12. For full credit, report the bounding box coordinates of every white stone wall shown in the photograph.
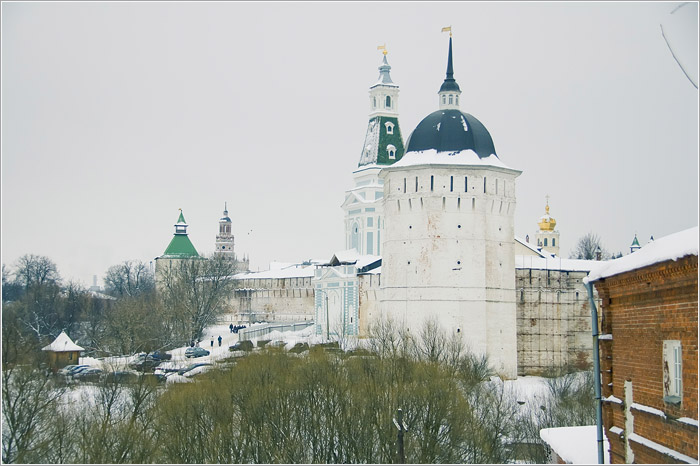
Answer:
[229,276,315,323]
[379,164,520,378]
[516,268,596,375]
[358,273,381,337]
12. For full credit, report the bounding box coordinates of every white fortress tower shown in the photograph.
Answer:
[379,34,521,378]
[342,46,405,255]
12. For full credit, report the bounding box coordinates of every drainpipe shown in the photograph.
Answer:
[585,281,604,464]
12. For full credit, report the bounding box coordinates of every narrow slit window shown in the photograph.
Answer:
[465,177,468,192]
[457,198,461,209]
[484,177,487,193]
[403,178,406,193]
[450,176,453,192]
[415,177,418,192]
[431,175,434,192]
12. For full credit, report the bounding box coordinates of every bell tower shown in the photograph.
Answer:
[536,196,560,256]
[215,202,235,260]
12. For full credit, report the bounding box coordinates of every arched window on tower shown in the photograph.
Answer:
[442,95,446,105]
[387,144,396,159]
[385,96,391,108]
[456,95,459,106]
[385,121,394,134]
[373,96,377,109]
[449,95,454,105]
[544,238,548,247]
[552,238,556,247]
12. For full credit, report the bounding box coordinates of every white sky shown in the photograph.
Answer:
[2,2,698,287]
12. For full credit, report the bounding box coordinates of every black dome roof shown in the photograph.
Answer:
[405,109,497,158]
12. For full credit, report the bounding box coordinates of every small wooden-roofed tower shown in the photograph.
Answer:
[42,331,84,372]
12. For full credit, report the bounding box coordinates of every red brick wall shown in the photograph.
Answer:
[594,255,698,464]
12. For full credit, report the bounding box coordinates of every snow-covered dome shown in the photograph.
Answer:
[405,109,497,158]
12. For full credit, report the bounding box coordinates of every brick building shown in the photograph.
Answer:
[587,226,698,464]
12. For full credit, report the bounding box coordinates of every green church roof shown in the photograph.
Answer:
[162,234,199,258]
[177,211,187,224]
[631,235,640,247]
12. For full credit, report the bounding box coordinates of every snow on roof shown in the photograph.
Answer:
[42,331,84,352]
[515,255,597,272]
[585,226,698,283]
[514,236,548,258]
[388,149,516,171]
[235,264,316,280]
[540,426,610,464]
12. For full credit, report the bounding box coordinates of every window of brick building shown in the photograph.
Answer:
[663,340,682,404]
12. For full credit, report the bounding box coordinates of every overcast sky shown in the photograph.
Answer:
[2,2,698,287]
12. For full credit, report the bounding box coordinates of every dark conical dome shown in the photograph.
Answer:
[405,109,497,158]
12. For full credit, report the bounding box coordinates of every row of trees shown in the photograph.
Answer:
[2,319,596,464]
[2,253,238,364]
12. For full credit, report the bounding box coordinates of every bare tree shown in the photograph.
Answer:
[2,367,65,463]
[13,254,60,290]
[103,260,154,298]
[569,232,610,260]
[158,254,237,344]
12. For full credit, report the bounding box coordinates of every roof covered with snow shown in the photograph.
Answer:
[235,263,316,280]
[42,331,84,352]
[514,235,549,258]
[387,148,517,172]
[585,226,698,283]
[516,255,597,272]
[540,425,610,464]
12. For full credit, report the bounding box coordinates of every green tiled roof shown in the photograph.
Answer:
[631,235,640,247]
[162,234,199,258]
[177,211,187,224]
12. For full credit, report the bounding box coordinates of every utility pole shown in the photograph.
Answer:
[393,408,408,463]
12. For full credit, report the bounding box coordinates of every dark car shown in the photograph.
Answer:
[104,371,139,384]
[73,367,103,382]
[129,354,161,371]
[177,363,212,376]
[150,350,172,361]
[185,347,210,358]
[228,340,254,352]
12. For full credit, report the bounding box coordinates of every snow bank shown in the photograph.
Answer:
[585,226,698,283]
[540,425,610,464]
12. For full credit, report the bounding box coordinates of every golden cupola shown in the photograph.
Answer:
[537,199,557,231]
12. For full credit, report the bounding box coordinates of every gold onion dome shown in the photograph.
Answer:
[538,201,557,231]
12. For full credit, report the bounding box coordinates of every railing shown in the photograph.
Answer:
[238,321,314,341]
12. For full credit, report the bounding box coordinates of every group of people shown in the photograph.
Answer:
[229,323,246,334]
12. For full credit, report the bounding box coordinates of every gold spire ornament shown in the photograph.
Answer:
[537,195,557,231]
[441,26,452,37]
[377,44,387,56]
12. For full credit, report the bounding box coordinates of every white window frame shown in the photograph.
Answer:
[385,121,394,134]
[663,340,682,404]
[387,144,396,159]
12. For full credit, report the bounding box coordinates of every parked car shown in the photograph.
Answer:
[185,347,210,358]
[129,354,161,371]
[73,367,103,382]
[228,340,254,352]
[103,371,139,384]
[58,364,88,376]
[177,363,212,376]
[150,350,172,361]
[68,365,92,376]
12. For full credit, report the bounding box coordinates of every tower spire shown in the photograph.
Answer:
[438,29,461,109]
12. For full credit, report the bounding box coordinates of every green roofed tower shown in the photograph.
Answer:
[342,46,406,256]
[161,209,199,258]
[358,48,405,167]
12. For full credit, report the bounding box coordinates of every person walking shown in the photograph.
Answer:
[210,337,214,348]
[229,323,234,333]
[218,335,222,347]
